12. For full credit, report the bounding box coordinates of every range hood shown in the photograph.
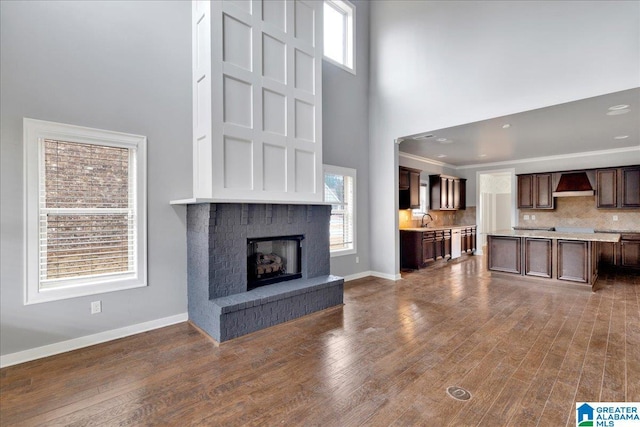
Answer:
[552,172,595,197]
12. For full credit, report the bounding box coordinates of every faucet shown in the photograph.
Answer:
[421,213,434,228]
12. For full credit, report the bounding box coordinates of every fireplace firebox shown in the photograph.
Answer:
[247,235,304,290]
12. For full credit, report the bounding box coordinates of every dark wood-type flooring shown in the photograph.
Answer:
[1,256,639,426]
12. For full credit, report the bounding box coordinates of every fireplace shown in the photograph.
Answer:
[247,235,303,290]
[187,203,344,342]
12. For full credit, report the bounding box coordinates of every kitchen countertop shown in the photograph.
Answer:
[489,229,620,243]
[400,225,476,232]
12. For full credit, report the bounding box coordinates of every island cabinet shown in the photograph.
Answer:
[517,173,554,209]
[487,230,616,291]
[399,166,421,210]
[429,175,466,210]
[596,166,640,209]
[598,233,640,271]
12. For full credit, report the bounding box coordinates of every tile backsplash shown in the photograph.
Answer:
[519,196,640,231]
[399,207,477,228]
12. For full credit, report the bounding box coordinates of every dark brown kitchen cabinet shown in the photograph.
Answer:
[596,166,640,209]
[401,229,452,269]
[621,234,640,269]
[487,235,522,274]
[399,166,421,210]
[461,226,477,253]
[517,173,554,209]
[598,233,640,272]
[524,238,552,278]
[429,175,466,210]
[621,167,640,208]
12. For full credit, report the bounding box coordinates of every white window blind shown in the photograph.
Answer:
[24,118,147,304]
[39,140,136,286]
[324,165,356,255]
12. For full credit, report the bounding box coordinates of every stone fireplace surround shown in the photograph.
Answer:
[187,203,344,342]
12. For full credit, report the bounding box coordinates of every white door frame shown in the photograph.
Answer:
[475,168,516,255]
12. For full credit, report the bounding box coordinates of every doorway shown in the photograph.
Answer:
[476,170,516,254]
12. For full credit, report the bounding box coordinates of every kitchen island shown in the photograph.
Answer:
[487,229,620,291]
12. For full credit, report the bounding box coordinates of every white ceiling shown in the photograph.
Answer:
[398,88,640,167]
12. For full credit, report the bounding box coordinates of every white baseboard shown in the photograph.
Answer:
[0,312,188,368]
[370,271,402,281]
[342,271,373,282]
[342,270,402,282]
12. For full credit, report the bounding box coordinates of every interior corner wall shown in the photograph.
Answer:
[369,0,639,277]
[0,1,192,357]
[322,0,371,278]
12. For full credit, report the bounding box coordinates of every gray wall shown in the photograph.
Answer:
[322,0,371,278]
[369,0,640,277]
[0,1,191,356]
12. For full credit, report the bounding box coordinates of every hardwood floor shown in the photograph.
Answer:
[1,256,638,426]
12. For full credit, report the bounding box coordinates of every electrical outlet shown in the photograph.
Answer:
[531,215,536,220]
[613,215,619,221]
[91,301,102,314]
[355,256,360,264]
[523,215,530,220]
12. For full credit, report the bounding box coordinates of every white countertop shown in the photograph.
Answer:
[400,225,476,232]
[488,229,620,243]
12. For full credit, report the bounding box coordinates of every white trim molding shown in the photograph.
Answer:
[398,151,456,169]
[0,313,188,368]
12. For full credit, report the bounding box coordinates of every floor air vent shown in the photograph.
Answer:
[446,386,472,401]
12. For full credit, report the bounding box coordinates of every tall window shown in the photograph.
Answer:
[324,165,356,256]
[412,183,429,218]
[24,119,147,304]
[323,0,355,73]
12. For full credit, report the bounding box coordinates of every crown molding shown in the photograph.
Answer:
[399,146,640,171]
[398,151,455,169]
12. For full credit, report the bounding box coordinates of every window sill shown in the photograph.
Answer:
[330,248,356,258]
[25,277,147,305]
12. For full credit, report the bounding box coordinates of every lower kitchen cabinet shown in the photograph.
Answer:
[598,233,640,271]
[487,235,522,274]
[557,240,590,283]
[524,238,552,278]
[401,228,469,270]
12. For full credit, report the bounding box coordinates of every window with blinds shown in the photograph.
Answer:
[40,140,135,286]
[24,118,147,304]
[324,165,356,256]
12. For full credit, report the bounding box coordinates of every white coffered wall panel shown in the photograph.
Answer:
[191,0,322,202]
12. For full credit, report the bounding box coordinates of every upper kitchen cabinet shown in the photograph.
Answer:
[596,166,640,209]
[517,173,554,209]
[429,174,466,210]
[399,166,421,209]
[188,0,324,203]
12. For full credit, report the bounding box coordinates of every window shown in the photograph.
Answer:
[324,165,356,256]
[24,118,147,304]
[323,0,355,73]
[412,183,429,218]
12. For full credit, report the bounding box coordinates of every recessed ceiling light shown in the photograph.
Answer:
[437,154,447,158]
[607,109,631,116]
[478,154,487,158]
[436,138,447,142]
[614,135,629,140]
[502,124,511,129]
[439,139,454,144]
[609,104,630,110]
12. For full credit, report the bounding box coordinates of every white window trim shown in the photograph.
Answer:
[23,118,147,304]
[323,0,356,75]
[323,164,356,257]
